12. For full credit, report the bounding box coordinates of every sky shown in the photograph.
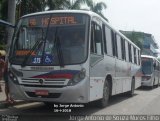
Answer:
[94,0,160,50]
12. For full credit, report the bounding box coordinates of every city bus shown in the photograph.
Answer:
[8,10,141,108]
[141,55,160,88]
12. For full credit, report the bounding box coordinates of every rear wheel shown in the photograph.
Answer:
[158,80,160,87]
[127,78,135,97]
[152,79,155,89]
[97,80,110,108]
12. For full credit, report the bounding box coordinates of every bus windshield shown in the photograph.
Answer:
[141,58,153,74]
[9,13,89,66]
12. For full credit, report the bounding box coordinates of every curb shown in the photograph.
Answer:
[0,100,27,109]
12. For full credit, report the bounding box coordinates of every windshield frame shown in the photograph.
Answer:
[9,13,90,66]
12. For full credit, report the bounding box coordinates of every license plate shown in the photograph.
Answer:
[35,90,49,96]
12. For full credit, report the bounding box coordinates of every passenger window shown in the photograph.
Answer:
[128,43,132,62]
[111,31,118,57]
[105,26,112,56]
[117,35,122,59]
[121,38,126,60]
[134,47,137,64]
[102,24,107,54]
[91,22,103,55]
[125,41,129,62]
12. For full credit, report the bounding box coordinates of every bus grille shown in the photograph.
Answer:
[20,78,68,87]
[25,91,61,98]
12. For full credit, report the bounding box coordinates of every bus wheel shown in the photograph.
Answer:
[97,80,110,108]
[152,79,155,89]
[127,78,135,97]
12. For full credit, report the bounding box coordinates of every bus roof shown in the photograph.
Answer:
[21,10,140,50]
[21,10,95,18]
[141,55,156,59]
[141,55,160,62]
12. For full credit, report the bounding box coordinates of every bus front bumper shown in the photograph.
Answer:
[8,79,89,103]
[141,80,153,87]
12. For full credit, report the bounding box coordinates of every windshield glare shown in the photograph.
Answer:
[10,13,89,66]
[141,59,153,74]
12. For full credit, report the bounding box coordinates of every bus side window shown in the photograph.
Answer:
[134,47,137,64]
[121,38,126,60]
[117,35,122,59]
[138,50,141,65]
[128,43,132,63]
[105,26,112,56]
[91,22,103,55]
[131,45,134,63]
[102,24,107,54]
[111,31,118,57]
[125,41,129,62]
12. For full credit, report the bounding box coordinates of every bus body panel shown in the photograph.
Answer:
[89,55,115,101]
[89,55,141,102]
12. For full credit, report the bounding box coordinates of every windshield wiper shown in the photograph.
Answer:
[51,28,64,67]
[21,40,43,67]
[56,36,64,67]
[21,15,52,67]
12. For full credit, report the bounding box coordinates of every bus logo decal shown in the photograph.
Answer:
[39,79,44,84]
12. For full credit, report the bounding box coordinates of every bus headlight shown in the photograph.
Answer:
[142,76,151,81]
[9,71,19,84]
[67,68,86,86]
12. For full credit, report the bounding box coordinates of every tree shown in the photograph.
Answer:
[0,0,7,50]
[121,31,143,50]
[16,0,107,18]
[86,0,107,15]
[64,0,86,9]
[16,0,47,18]
[7,0,16,51]
[46,0,68,10]
[0,0,8,20]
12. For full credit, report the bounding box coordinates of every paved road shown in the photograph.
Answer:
[1,86,160,121]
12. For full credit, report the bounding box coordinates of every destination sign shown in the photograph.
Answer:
[42,16,77,26]
[16,50,36,56]
[29,16,79,27]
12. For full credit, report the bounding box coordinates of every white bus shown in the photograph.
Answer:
[141,55,160,88]
[8,10,141,107]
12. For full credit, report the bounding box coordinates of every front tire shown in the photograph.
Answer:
[97,80,110,108]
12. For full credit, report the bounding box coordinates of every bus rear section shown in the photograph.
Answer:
[141,55,160,87]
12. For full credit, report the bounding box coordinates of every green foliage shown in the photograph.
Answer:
[0,0,107,48]
[16,0,107,18]
[124,32,143,50]
[0,0,8,20]
[86,1,107,14]
[0,44,6,50]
